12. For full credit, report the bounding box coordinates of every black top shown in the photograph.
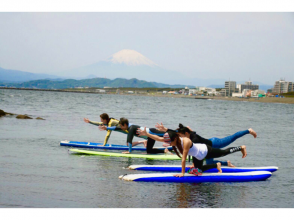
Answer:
[167,129,212,146]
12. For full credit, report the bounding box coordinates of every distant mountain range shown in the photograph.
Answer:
[0,49,274,89]
[54,49,183,83]
[0,67,63,83]
[0,78,193,89]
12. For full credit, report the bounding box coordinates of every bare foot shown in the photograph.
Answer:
[143,140,147,148]
[164,148,173,154]
[248,128,257,138]
[122,151,130,154]
[217,162,222,173]
[227,160,236,167]
[131,141,140,147]
[241,145,247,158]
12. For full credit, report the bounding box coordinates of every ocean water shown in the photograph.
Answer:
[0,89,293,208]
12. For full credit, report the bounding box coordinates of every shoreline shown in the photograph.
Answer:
[1,87,294,104]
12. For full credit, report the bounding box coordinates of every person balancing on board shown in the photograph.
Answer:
[98,117,170,154]
[84,113,120,146]
[137,128,248,177]
[155,123,257,167]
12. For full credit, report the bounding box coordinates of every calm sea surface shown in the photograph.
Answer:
[0,89,293,208]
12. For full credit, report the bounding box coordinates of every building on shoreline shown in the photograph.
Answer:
[224,81,238,96]
[237,81,259,93]
[272,80,294,94]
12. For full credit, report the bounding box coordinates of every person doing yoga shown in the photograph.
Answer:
[155,123,256,166]
[98,118,168,154]
[137,128,247,177]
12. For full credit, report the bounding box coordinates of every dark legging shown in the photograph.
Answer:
[206,129,249,165]
[146,137,165,154]
[127,126,165,154]
[192,145,242,171]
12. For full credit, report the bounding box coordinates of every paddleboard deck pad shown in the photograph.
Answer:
[69,148,181,160]
[61,140,172,151]
[119,171,272,182]
[128,165,279,173]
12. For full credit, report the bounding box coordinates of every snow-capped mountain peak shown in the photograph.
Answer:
[106,49,157,66]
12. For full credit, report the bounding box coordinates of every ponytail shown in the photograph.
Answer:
[177,123,191,134]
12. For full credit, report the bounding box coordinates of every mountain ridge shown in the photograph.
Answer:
[0,77,194,89]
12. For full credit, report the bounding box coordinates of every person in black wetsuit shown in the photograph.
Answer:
[98,117,169,154]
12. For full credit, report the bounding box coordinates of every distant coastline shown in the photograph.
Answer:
[1,87,294,104]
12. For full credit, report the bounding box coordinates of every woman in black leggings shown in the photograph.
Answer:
[137,128,247,177]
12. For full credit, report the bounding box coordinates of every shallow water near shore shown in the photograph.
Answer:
[0,89,294,208]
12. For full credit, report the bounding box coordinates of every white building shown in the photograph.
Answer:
[206,88,216,95]
[189,89,197,95]
[128,91,134,94]
[273,80,294,94]
[194,86,207,92]
[251,90,266,97]
[237,81,259,93]
[232,92,243,97]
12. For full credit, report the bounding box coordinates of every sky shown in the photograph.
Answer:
[0,12,294,84]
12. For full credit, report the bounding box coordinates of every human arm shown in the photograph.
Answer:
[155,122,179,133]
[84,118,104,126]
[174,138,190,177]
[155,122,168,132]
[102,130,112,146]
[99,125,120,131]
[122,125,141,154]
[137,127,164,142]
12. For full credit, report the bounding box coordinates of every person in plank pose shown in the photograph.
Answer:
[84,113,120,146]
[155,123,256,167]
[98,117,169,154]
[137,128,247,177]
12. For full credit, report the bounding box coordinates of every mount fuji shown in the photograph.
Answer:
[57,49,183,83]
[1,49,229,86]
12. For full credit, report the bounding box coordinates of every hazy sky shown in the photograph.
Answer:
[0,12,293,84]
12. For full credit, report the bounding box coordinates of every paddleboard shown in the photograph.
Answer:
[61,140,173,151]
[128,165,279,173]
[119,171,272,182]
[69,148,181,160]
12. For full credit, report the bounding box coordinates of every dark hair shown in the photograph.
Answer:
[177,123,191,135]
[119,117,129,126]
[168,131,184,158]
[100,113,110,123]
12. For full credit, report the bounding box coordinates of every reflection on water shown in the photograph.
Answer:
[0,89,293,208]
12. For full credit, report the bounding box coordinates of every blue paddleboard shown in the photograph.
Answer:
[128,165,279,173]
[61,140,172,151]
[119,171,272,183]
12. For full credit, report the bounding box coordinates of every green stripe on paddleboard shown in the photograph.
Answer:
[69,148,181,160]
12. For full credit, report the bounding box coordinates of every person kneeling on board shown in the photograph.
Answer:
[98,117,169,154]
[137,128,247,177]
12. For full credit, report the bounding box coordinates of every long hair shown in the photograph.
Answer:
[168,131,184,158]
